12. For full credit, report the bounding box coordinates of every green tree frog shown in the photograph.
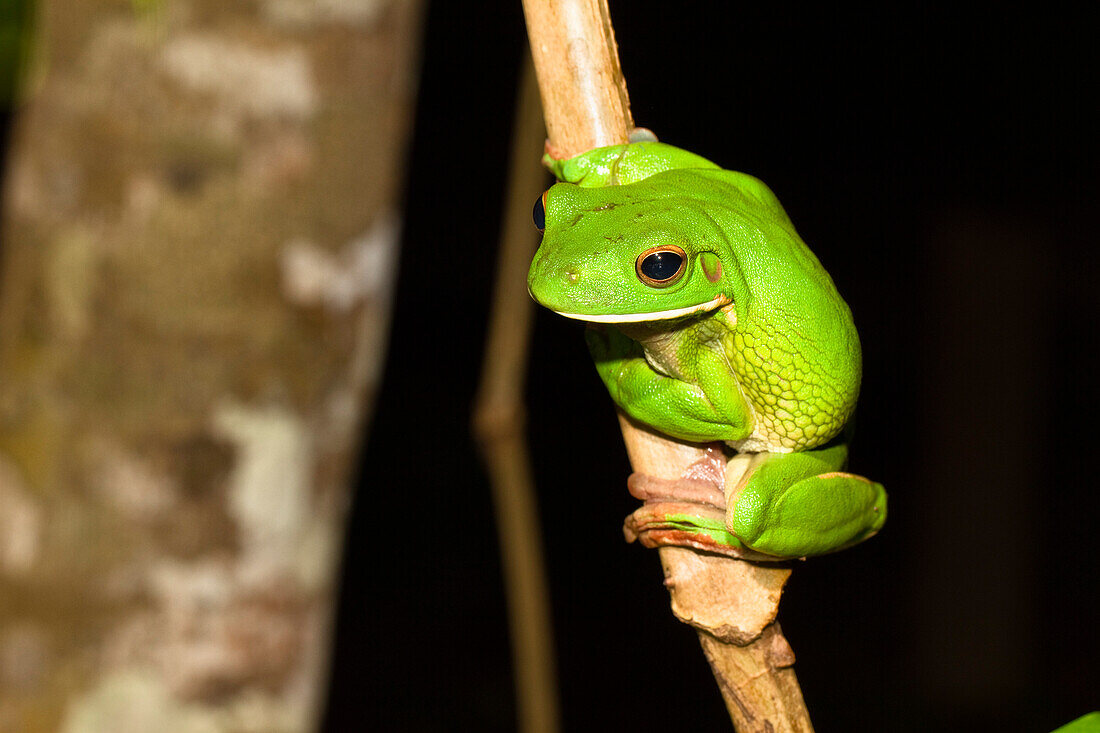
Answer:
[527,141,886,558]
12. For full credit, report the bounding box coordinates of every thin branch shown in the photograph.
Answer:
[523,0,632,157]
[520,1,814,730]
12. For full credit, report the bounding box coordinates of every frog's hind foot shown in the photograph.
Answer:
[728,467,886,558]
[622,446,784,562]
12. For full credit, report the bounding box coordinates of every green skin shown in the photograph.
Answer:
[528,141,886,558]
[1053,713,1100,733]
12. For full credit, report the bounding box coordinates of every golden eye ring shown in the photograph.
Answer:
[635,245,687,287]
[532,190,549,232]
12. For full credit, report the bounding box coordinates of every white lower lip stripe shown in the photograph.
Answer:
[554,294,730,323]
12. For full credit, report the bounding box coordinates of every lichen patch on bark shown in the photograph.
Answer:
[161,35,318,121]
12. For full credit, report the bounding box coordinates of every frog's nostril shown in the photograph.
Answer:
[564,269,579,284]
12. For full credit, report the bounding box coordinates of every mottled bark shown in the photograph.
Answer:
[0,1,422,731]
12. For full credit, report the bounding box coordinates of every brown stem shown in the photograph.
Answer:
[520,1,814,730]
[522,0,633,158]
[620,416,812,733]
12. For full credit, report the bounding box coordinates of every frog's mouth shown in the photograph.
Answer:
[552,294,730,323]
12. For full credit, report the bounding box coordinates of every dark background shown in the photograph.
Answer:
[3,2,1097,731]
[325,3,1099,731]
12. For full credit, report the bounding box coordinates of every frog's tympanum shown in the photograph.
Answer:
[528,142,886,559]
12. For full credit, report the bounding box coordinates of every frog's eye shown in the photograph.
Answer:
[636,245,687,287]
[532,190,549,232]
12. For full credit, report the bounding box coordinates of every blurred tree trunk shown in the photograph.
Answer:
[0,1,422,731]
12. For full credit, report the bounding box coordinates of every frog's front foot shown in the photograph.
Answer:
[726,450,887,558]
[543,138,566,162]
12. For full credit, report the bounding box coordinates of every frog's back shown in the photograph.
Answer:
[661,168,861,452]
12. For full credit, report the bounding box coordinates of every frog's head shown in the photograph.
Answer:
[527,179,737,323]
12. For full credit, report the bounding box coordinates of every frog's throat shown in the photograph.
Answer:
[554,294,731,324]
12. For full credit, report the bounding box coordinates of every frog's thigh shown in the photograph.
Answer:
[727,449,887,558]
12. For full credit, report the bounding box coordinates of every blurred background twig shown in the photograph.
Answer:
[472,56,558,733]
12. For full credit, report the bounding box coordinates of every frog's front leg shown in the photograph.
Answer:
[726,440,886,558]
[585,325,752,444]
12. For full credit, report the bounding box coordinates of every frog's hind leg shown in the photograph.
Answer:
[725,442,886,558]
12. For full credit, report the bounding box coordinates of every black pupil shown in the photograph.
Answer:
[640,251,683,282]
[532,196,545,231]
